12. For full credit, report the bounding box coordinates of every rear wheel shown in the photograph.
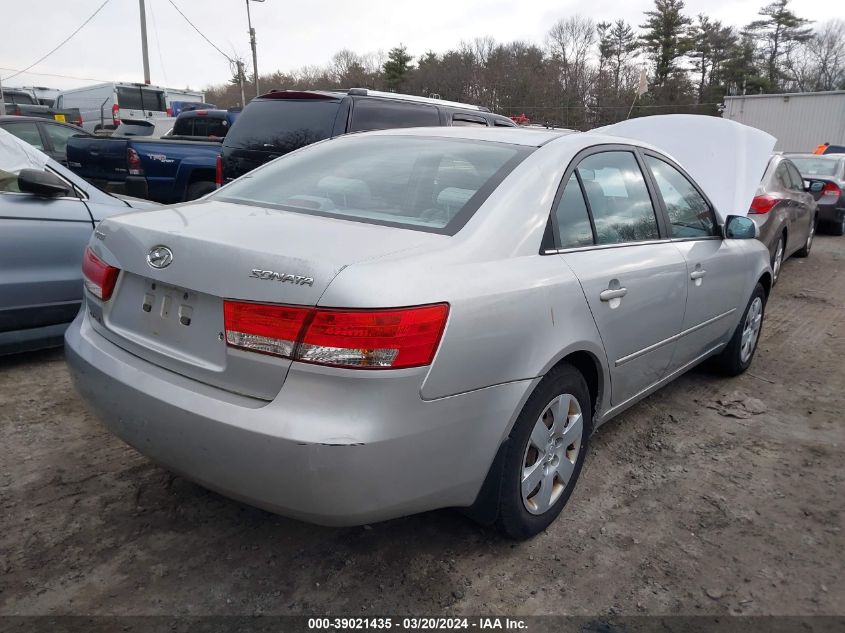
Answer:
[795,218,816,258]
[712,283,766,376]
[495,363,591,540]
[186,181,216,201]
[771,235,785,285]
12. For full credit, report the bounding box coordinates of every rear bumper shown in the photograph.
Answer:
[65,311,531,525]
[817,202,844,226]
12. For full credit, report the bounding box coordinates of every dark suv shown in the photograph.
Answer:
[221,88,516,182]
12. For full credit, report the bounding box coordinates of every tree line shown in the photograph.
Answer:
[206,0,845,130]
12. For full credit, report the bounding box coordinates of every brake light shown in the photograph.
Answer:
[166,107,173,116]
[82,247,120,301]
[112,103,120,126]
[749,195,779,214]
[822,182,842,197]
[74,113,83,127]
[215,154,223,187]
[224,302,310,358]
[127,148,143,176]
[222,302,449,369]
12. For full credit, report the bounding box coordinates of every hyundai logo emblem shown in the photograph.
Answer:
[147,245,174,269]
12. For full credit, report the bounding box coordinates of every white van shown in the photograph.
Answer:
[56,83,169,133]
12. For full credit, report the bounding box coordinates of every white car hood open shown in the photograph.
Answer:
[593,115,776,222]
[0,127,49,172]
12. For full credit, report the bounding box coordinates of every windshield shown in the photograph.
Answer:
[789,157,839,178]
[215,135,530,234]
[114,121,154,136]
[223,98,340,153]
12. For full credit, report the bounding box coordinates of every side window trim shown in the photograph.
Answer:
[639,147,720,240]
[543,143,668,254]
[573,169,598,244]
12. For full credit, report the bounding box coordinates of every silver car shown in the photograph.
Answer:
[66,121,772,539]
[0,129,157,355]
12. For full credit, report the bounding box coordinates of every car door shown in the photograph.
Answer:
[552,148,688,406]
[641,151,745,367]
[0,160,94,336]
[784,160,814,243]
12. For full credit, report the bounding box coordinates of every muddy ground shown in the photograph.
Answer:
[1,236,843,618]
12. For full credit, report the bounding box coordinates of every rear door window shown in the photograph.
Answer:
[349,99,440,133]
[785,162,805,192]
[452,113,488,127]
[117,86,166,112]
[43,124,83,155]
[2,122,45,151]
[554,174,595,248]
[224,99,340,152]
[644,155,715,238]
[576,151,659,244]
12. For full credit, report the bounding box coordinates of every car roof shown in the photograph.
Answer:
[0,115,81,128]
[256,88,491,113]
[363,125,579,146]
[784,153,842,160]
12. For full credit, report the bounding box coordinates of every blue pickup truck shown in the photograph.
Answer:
[66,109,238,203]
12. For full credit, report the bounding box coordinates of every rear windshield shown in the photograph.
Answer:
[114,121,154,136]
[789,157,839,177]
[214,135,530,234]
[6,91,37,105]
[116,86,166,112]
[223,98,340,152]
[173,115,230,137]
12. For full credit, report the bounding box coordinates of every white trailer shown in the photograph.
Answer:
[722,91,845,152]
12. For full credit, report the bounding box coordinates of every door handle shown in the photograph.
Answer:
[690,269,707,280]
[600,287,628,301]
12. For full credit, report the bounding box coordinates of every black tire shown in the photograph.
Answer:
[771,234,785,286]
[829,217,845,236]
[495,363,592,540]
[795,218,815,258]
[712,283,766,376]
[185,181,216,201]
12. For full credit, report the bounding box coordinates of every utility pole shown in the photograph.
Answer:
[139,0,151,84]
[237,60,246,108]
[245,0,263,97]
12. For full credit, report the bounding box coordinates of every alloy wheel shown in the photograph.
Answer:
[772,237,784,283]
[521,393,583,515]
[740,297,763,364]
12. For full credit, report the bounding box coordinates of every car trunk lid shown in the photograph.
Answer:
[90,200,438,400]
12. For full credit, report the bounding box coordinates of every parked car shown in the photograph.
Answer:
[66,116,773,539]
[66,112,229,203]
[0,115,92,166]
[56,82,169,133]
[786,153,845,236]
[748,155,817,284]
[0,129,157,355]
[220,88,516,182]
[2,88,84,126]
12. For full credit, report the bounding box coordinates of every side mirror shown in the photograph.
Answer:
[805,180,824,193]
[17,168,71,197]
[724,215,758,240]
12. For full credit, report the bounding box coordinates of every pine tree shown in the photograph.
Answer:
[383,45,414,92]
[745,0,813,90]
[639,0,692,88]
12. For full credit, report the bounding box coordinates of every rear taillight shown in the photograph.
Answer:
[822,182,842,197]
[127,148,143,176]
[82,247,120,301]
[166,107,173,116]
[112,103,120,126]
[223,301,449,369]
[749,195,779,214]
[215,154,223,187]
[224,302,310,358]
[74,113,83,127]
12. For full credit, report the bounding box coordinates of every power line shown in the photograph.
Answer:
[166,0,234,63]
[148,0,170,86]
[1,0,111,82]
[0,67,110,83]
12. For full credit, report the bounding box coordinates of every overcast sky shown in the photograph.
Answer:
[1,0,837,92]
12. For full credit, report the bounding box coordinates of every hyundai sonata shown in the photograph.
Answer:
[66,117,773,538]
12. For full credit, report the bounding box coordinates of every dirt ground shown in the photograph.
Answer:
[1,236,843,619]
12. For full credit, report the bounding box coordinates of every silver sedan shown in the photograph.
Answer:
[66,120,772,539]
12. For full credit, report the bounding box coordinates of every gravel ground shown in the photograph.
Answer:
[1,236,843,618]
